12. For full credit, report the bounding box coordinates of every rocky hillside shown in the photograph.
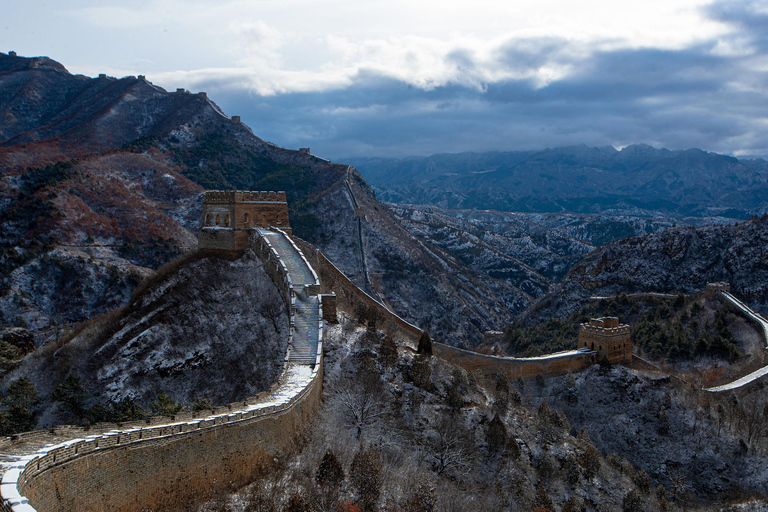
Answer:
[0,51,528,347]
[3,250,288,429]
[387,204,698,286]
[199,312,768,512]
[524,215,768,323]
[348,145,768,218]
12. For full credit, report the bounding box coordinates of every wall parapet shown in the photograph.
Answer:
[292,237,422,343]
[434,343,596,383]
[202,190,287,203]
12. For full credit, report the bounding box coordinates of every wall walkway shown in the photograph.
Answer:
[705,291,768,392]
[1,229,324,512]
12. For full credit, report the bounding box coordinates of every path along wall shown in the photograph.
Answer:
[13,368,322,512]
[293,238,422,343]
[2,234,325,512]
[293,238,595,382]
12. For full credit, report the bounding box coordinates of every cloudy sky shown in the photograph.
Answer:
[2,0,767,160]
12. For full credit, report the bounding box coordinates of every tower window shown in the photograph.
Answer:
[225,214,230,226]
[244,213,250,224]
[215,214,220,225]
[205,214,210,225]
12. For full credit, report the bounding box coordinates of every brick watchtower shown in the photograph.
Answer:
[198,190,291,250]
[578,317,632,363]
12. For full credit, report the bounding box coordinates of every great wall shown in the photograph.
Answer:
[2,192,767,511]
[0,194,325,512]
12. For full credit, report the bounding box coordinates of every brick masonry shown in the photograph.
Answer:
[19,371,322,512]
[199,191,292,251]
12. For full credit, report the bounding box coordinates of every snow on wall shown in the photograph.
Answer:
[705,291,768,392]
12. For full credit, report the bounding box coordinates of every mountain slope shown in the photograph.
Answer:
[5,250,288,428]
[524,215,768,322]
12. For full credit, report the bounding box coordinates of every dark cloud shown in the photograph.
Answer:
[705,0,768,51]
[205,7,768,160]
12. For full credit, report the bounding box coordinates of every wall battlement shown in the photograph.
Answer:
[578,317,632,363]
[203,190,287,203]
[199,190,291,250]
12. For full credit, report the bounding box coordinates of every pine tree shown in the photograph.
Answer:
[316,449,345,489]
[487,414,508,455]
[351,446,381,512]
[50,372,86,419]
[2,376,38,434]
[417,331,432,356]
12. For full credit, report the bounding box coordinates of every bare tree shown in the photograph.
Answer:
[259,297,286,333]
[336,387,387,440]
[428,418,472,477]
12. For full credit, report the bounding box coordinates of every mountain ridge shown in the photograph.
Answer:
[346,145,768,217]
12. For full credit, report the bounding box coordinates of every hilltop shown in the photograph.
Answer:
[524,215,768,323]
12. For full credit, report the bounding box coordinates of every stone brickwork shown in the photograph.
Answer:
[578,317,632,364]
[706,281,731,299]
[292,238,423,342]
[293,236,603,383]
[199,191,291,251]
[15,370,322,512]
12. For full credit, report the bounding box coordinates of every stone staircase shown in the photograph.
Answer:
[290,292,319,364]
[259,230,320,365]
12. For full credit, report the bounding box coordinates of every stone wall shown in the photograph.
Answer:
[199,191,291,251]
[434,343,595,383]
[577,317,632,364]
[292,238,422,344]
[292,237,600,383]
[16,367,322,512]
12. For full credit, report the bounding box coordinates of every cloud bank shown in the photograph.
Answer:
[2,0,767,158]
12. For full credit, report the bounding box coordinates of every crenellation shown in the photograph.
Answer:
[578,316,632,363]
[199,190,292,250]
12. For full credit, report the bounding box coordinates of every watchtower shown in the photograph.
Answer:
[706,282,730,299]
[578,317,632,363]
[198,190,291,250]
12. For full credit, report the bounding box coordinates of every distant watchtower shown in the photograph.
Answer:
[198,190,291,250]
[578,317,632,363]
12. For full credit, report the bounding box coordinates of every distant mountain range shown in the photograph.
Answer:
[346,146,768,218]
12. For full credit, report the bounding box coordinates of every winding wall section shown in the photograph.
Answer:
[1,229,324,512]
[705,291,768,392]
